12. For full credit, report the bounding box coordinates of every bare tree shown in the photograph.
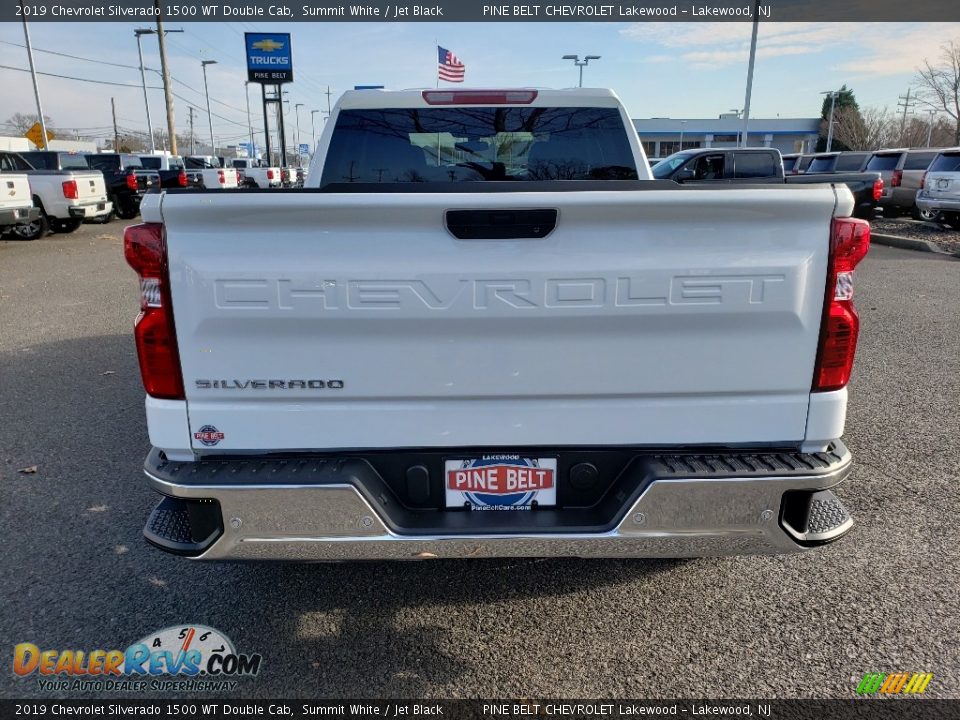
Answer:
[915,40,960,145]
[830,106,896,150]
[4,112,56,136]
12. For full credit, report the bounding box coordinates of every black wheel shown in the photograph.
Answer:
[116,205,139,220]
[49,217,83,233]
[913,205,943,222]
[8,209,48,241]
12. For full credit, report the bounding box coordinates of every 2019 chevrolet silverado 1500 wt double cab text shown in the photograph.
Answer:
[128,88,867,561]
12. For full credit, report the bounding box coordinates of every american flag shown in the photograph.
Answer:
[438,46,465,83]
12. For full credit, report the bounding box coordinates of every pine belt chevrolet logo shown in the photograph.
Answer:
[856,672,933,695]
[252,39,284,51]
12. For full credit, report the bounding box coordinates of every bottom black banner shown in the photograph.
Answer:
[2,700,960,720]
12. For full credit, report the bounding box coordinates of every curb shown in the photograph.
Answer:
[870,233,959,257]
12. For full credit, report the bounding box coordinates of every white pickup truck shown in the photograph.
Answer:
[0,161,41,236]
[228,158,281,188]
[128,88,868,561]
[184,156,240,190]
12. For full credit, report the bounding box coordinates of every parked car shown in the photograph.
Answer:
[129,88,866,561]
[868,148,941,220]
[139,154,198,189]
[0,156,41,238]
[0,150,113,238]
[184,156,240,189]
[804,151,872,173]
[782,153,813,174]
[85,153,159,220]
[228,158,281,188]
[652,147,882,219]
[915,147,960,226]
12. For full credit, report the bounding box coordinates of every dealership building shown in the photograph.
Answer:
[633,115,821,158]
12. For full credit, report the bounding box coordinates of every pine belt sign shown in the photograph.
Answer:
[245,33,293,84]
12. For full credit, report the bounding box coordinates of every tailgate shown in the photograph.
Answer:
[72,172,107,202]
[162,187,838,452]
[0,175,31,210]
[924,171,960,199]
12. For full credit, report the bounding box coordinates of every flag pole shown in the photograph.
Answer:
[435,40,439,87]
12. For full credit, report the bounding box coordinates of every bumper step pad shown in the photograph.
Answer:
[143,496,222,556]
[781,489,853,546]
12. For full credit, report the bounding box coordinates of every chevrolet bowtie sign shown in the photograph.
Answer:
[245,32,293,84]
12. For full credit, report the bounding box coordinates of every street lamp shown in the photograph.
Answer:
[244,81,255,158]
[294,102,304,165]
[310,109,319,154]
[201,60,217,155]
[679,120,687,150]
[821,90,840,153]
[925,109,938,147]
[134,28,157,153]
[562,54,601,88]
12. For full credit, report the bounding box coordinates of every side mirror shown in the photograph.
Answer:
[674,168,695,183]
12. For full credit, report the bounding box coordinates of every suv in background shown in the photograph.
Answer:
[877,149,942,220]
[916,148,960,227]
[805,151,872,173]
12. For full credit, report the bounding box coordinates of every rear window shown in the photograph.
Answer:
[59,153,89,169]
[866,153,902,171]
[903,152,938,171]
[835,153,867,171]
[733,153,776,178]
[19,152,54,169]
[120,154,143,169]
[185,157,220,169]
[139,157,161,169]
[320,106,639,186]
[806,156,836,173]
[929,153,960,172]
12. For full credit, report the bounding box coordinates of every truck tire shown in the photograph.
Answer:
[8,201,48,241]
[50,217,83,233]
[912,205,942,222]
[116,205,140,220]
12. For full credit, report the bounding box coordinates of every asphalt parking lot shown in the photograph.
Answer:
[1,222,958,700]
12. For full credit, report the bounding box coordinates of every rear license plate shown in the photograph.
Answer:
[445,456,557,510]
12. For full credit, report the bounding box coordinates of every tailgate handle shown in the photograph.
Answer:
[445,208,557,240]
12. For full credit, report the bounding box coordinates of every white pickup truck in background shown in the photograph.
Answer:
[229,158,282,188]
[128,88,868,561]
[0,161,41,237]
[184,156,240,190]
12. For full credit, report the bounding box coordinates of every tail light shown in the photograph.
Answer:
[62,180,78,199]
[177,170,188,187]
[920,171,927,190]
[872,177,884,201]
[126,173,138,191]
[813,217,870,392]
[123,223,184,400]
[217,169,225,185]
[267,169,275,180]
[891,169,902,187]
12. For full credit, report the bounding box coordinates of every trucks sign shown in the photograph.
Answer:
[245,33,293,84]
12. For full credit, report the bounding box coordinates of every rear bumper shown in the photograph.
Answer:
[142,442,854,561]
[0,206,40,225]
[916,193,960,212]
[68,200,113,219]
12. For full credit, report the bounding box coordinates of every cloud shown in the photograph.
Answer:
[620,22,960,77]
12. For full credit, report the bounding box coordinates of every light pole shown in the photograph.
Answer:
[310,109,319,154]
[926,110,937,147]
[19,0,48,149]
[201,60,217,155]
[821,90,840,152]
[679,120,687,150]
[134,28,156,153]
[295,102,304,165]
[740,0,761,147]
[561,54,601,88]
[244,81,255,158]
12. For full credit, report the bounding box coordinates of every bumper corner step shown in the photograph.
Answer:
[143,496,223,557]
[781,489,853,546]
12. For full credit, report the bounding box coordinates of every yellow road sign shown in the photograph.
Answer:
[24,122,55,149]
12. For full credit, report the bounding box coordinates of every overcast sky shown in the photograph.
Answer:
[1,21,957,146]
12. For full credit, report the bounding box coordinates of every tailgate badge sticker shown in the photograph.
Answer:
[194,425,225,447]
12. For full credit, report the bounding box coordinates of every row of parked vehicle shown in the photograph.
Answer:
[782,147,960,224]
[0,150,308,240]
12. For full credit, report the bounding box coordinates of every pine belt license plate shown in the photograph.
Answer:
[445,456,557,511]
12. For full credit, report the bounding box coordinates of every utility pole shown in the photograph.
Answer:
[134,29,156,153]
[111,97,119,151]
[740,0,761,147]
[325,86,333,117]
[311,109,318,153]
[295,102,303,165]
[926,109,937,147]
[821,90,839,153]
[244,81,255,158]
[897,88,915,141]
[188,107,195,155]
[20,0,49,148]
[153,1,182,154]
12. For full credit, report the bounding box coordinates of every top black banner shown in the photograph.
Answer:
[5,0,959,22]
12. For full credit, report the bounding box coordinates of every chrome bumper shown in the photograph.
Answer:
[144,443,853,561]
[916,194,960,212]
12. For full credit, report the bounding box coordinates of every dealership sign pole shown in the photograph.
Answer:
[246,32,293,166]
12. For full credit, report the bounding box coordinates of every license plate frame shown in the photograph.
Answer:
[444,455,558,511]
